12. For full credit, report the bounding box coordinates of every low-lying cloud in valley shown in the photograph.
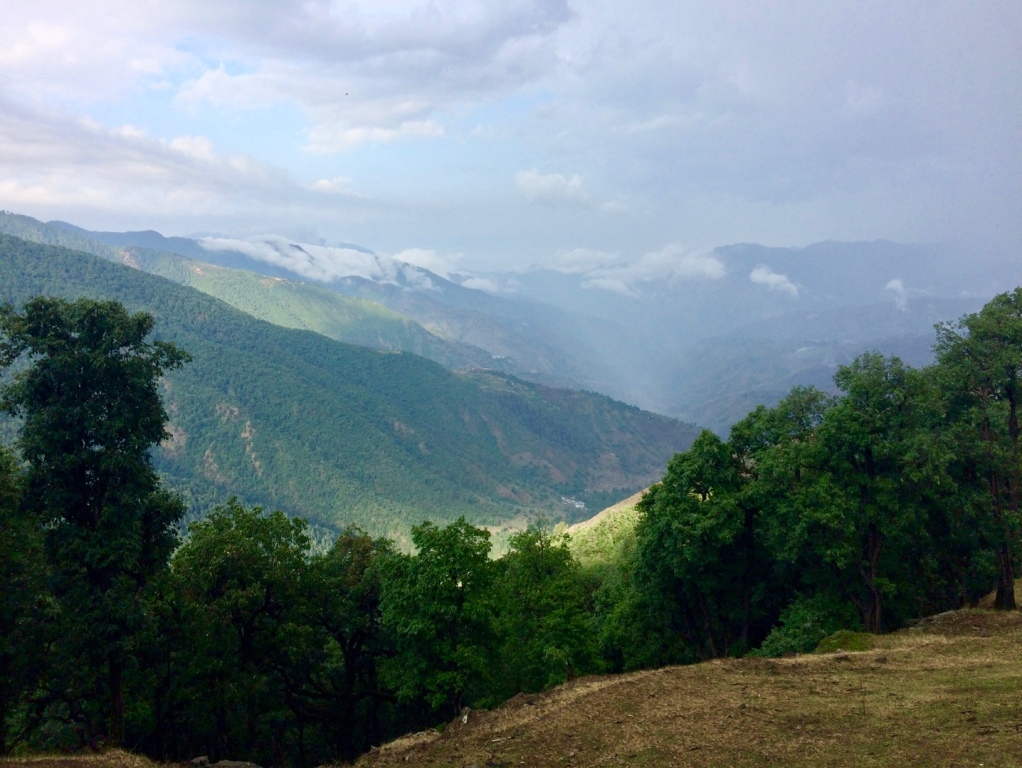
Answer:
[749,266,799,297]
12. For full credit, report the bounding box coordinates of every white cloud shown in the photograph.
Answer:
[310,176,354,193]
[516,169,589,204]
[307,119,445,153]
[197,236,471,290]
[391,248,461,279]
[885,278,908,311]
[200,236,395,283]
[459,276,502,293]
[570,244,726,297]
[543,248,618,274]
[749,265,799,297]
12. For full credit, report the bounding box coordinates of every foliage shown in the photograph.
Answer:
[934,287,1022,609]
[752,594,861,658]
[0,297,188,747]
[380,519,496,718]
[814,630,875,654]
[492,525,600,696]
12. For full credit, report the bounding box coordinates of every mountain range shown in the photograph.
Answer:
[0,228,698,545]
[5,211,1015,434]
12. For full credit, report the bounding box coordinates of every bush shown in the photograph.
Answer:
[814,630,875,654]
[752,595,861,657]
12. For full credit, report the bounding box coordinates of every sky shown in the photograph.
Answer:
[0,0,1019,273]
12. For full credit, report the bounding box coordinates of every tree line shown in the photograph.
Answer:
[1,289,1021,764]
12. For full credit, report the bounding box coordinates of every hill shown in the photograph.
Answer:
[0,212,563,386]
[565,490,644,568]
[356,609,1022,767]
[0,233,699,542]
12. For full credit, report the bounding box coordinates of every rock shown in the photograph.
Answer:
[190,758,209,766]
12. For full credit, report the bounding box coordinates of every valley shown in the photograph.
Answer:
[0,231,698,542]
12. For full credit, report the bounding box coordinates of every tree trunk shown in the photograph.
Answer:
[994,544,1017,610]
[109,651,125,748]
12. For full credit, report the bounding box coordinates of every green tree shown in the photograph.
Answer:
[493,525,598,695]
[632,429,773,659]
[935,288,1022,609]
[307,527,395,760]
[784,355,935,632]
[380,518,496,719]
[160,499,315,763]
[0,446,50,755]
[0,297,189,746]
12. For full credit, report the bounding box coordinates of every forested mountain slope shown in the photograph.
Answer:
[0,212,566,386]
[0,233,698,542]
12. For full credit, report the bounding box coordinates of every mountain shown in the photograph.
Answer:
[500,240,1019,432]
[46,220,624,394]
[0,213,579,388]
[5,212,1018,435]
[0,233,699,544]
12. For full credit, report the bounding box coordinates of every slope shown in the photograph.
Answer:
[357,610,1022,767]
[0,213,533,381]
[0,234,698,542]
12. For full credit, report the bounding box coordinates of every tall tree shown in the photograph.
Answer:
[0,296,189,745]
[935,288,1022,609]
[494,525,598,695]
[380,518,496,719]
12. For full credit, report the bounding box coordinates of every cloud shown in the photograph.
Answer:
[0,1,1017,259]
[391,248,461,279]
[200,236,393,283]
[307,119,445,153]
[885,278,908,311]
[459,276,502,293]
[516,169,589,204]
[197,236,468,290]
[543,248,618,274]
[573,244,726,297]
[749,265,799,297]
[309,176,354,193]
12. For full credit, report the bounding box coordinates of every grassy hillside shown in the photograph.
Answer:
[356,609,1022,767]
[0,233,698,542]
[566,490,644,568]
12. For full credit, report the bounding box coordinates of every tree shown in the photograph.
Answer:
[307,527,395,760]
[380,518,496,719]
[493,525,598,695]
[162,499,315,764]
[935,288,1022,609]
[632,429,773,659]
[764,355,937,632]
[0,296,189,746]
[0,446,50,755]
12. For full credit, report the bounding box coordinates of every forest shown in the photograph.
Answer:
[1,287,1020,765]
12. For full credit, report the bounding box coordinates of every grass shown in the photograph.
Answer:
[355,608,1022,767]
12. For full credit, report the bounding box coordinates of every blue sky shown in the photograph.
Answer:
[0,0,1018,274]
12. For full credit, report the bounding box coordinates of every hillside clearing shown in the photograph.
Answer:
[356,609,1022,767]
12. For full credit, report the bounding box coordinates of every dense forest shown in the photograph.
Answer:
[0,232,697,542]
[1,285,1020,765]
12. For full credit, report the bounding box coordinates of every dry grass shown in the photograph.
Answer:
[0,750,161,768]
[356,609,1022,768]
